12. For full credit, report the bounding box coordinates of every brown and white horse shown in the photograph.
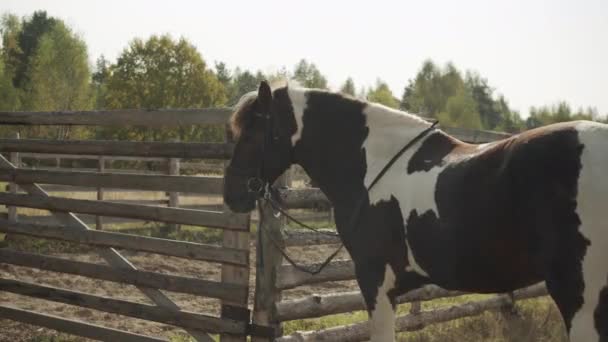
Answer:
[224,81,608,341]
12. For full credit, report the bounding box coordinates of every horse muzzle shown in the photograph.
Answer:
[223,166,262,213]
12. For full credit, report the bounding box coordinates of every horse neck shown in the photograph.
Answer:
[287,88,430,236]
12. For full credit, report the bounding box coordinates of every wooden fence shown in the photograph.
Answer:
[0,108,262,342]
[255,129,549,342]
[6,151,226,232]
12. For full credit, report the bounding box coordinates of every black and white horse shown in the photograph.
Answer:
[224,81,608,341]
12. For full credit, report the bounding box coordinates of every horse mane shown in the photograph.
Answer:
[230,81,428,139]
[230,91,257,139]
[230,79,292,139]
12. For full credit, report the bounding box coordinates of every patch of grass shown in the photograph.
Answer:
[169,332,195,342]
[3,234,91,254]
[169,332,219,342]
[168,225,223,244]
[27,335,83,342]
[283,310,368,335]
[399,297,566,342]
[285,220,336,231]
[282,295,567,342]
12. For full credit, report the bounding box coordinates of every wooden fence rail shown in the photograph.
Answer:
[277,259,355,290]
[0,139,234,159]
[283,229,340,247]
[0,218,248,266]
[19,152,167,161]
[0,168,224,194]
[275,284,466,322]
[0,108,232,126]
[0,192,247,230]
[0,305,168,342]
[0,249,248,302]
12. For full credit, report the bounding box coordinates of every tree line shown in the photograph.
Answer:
[0,11,605,141]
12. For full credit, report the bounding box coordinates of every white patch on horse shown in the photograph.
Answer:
[476,142,490,150]
[362,103,437,210]
[361,103,438,277]
[287,86,307,145]
[570,121,608,341]
[370,265,396,342]
[405,239,430,276]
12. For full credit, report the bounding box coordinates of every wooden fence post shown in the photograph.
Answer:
[161,140,181,237]
[96,156,105,230]
[500,292,518,316]
[220,125,252,342]
[168,152,181,230]
[252,174,286,341]
[7,132,20,222]
[220,225,251,342]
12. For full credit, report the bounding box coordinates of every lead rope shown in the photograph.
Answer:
[257,121,439,276]
[256,196,344,275]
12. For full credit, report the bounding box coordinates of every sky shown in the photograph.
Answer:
[3,0,608,116]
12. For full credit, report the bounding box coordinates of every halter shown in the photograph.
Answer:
[231,107,439,275]
[245,111,281,198]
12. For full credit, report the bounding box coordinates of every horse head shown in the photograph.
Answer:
[224,81,296,212]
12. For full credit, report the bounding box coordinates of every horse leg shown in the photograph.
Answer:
[356,261,397,342]
[543,218,608,341]
[594,286,608,341]
[568,229,608,342]
[544,264,587,341]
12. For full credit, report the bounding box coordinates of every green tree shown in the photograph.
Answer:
[340,77,356,96]
[0,57,20,111]
[23,21,92,139]
[573,106,598,121]
[401,60,465,117]
[214,61,231,88]
[494,96,524,133]
[1,13,21,85]
[524,101,600,129]
[367,80,399,108]
[103,34,227,142]
[437,91,482,129]
[8,11,57,89]
[293,59,327,89]
[226,67,265,105]
[401,59,534,131]
[91,55,110,109]
[465,72,501,129]
[25,21,91,112]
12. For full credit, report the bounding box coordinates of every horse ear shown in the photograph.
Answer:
[257,81,272,111]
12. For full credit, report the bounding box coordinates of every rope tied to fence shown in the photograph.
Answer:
[257,198,344,276]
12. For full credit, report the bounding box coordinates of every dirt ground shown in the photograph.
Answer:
[0,236,353,342]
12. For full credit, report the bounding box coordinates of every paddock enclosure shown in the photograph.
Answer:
[0,109,550,341]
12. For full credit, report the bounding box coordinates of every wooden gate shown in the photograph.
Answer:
[0,109,265,341]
